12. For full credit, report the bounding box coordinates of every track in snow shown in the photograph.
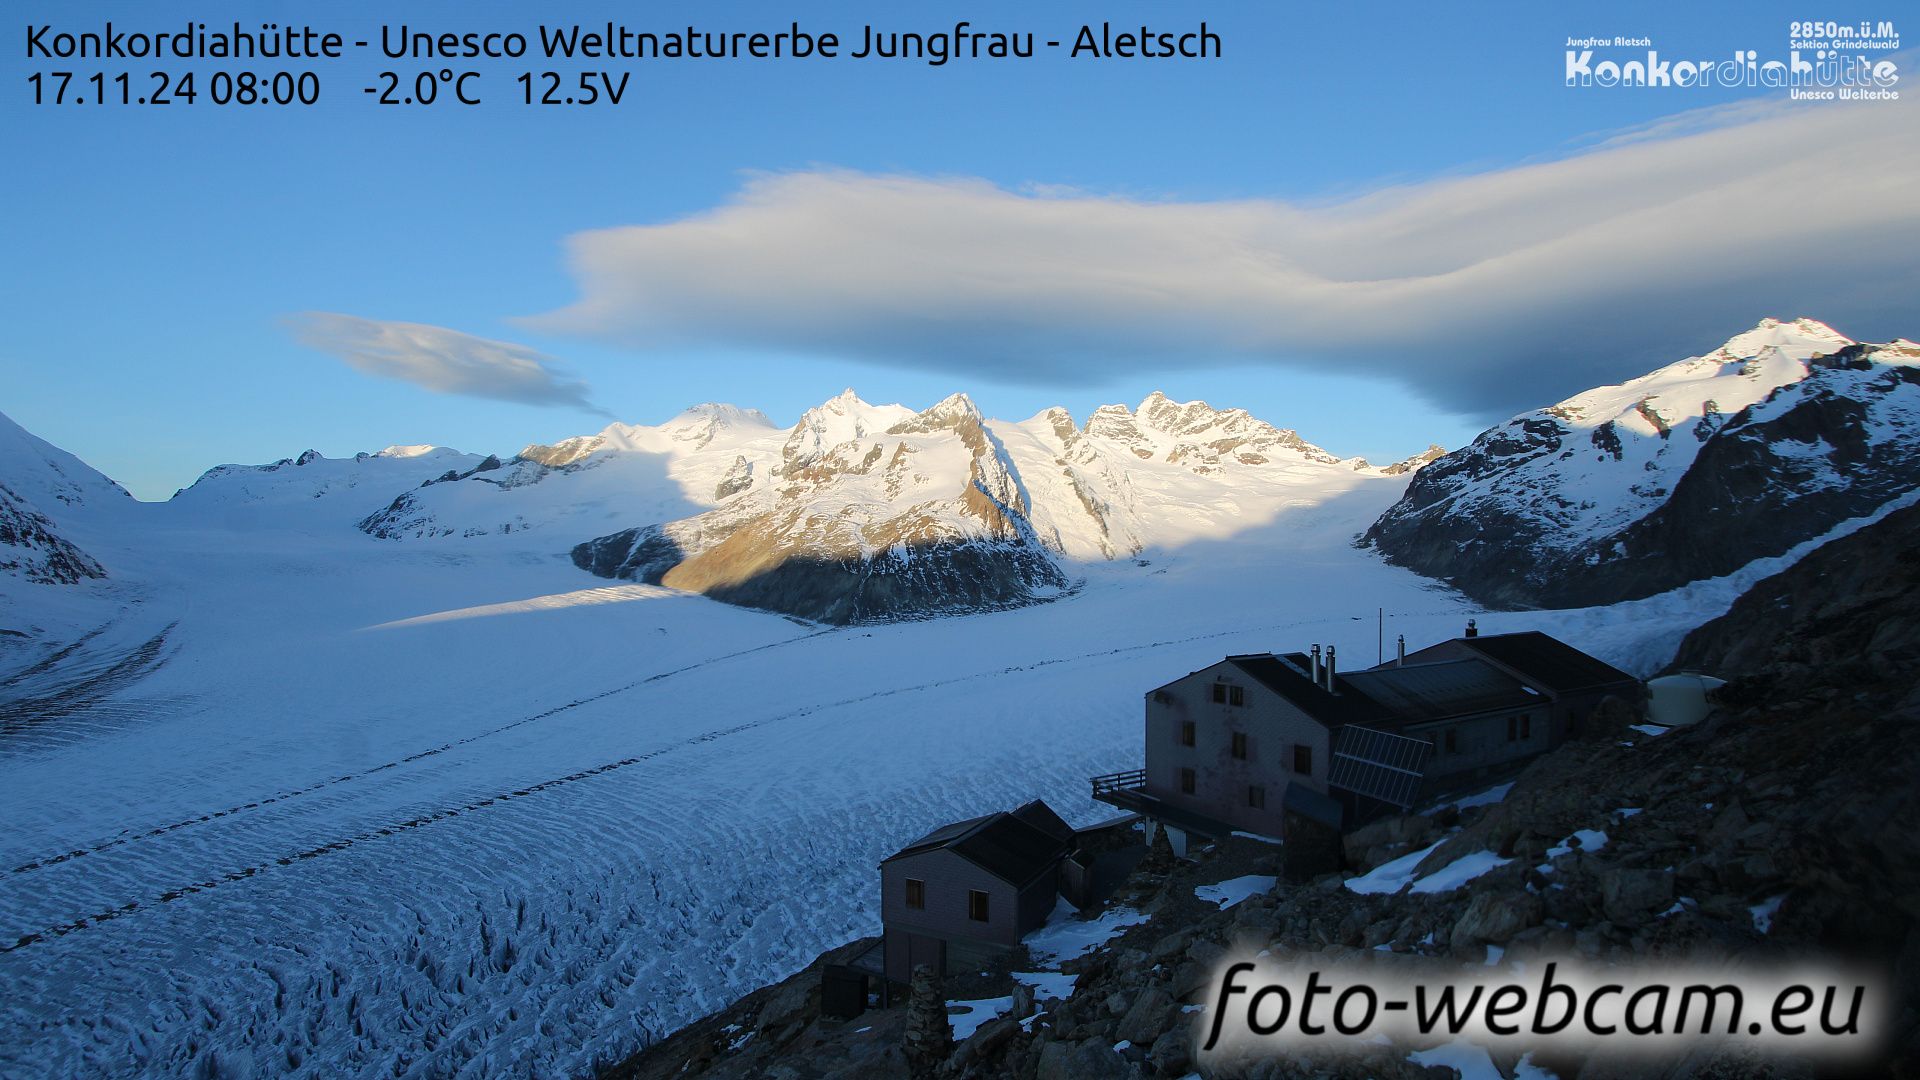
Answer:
[6,627,837,876]
[1,606,1469,955]
[0,623,182,749]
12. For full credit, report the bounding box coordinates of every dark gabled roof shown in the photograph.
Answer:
[1225,653,1391,730]
[950,816,1066,887]
[895,813,994,852]
[883,807,1069,888]
[1453,631,1638,694]
[1011,799,1073,844]
[1339,659,1539,722]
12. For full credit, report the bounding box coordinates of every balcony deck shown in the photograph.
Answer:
[1087,768,1236,841]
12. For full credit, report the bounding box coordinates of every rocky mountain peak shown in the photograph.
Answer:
[1714,316,1851,364]
[1134,391,1234,436]
[1365,317,1920,609]
[518,435,604,468]
[1380,444,1449,476]
[783,390,914,467]
[887,392,983,436]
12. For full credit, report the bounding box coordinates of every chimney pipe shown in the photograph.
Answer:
[1465,618,1478,639]
[1396,634,1406,666]
[1325,645,1337,691]
[1310,644,1321,683]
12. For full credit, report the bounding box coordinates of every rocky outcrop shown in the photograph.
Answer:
[1666,502,1920,680]
[336,387,1402,616]
[0,482,105,584]
[1363,320,1920,609]
[0,409,127,583]
[571,393,1072,624]
[599,499,1920,1077]
[1379,444,1448,476]
[357,455,553,539]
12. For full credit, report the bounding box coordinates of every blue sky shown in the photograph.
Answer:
[5,0,1915,498]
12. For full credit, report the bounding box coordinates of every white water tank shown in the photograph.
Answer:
[1646,672,1727,727]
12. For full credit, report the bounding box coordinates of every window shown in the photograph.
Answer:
[1292,745,1312,775]
[1520,714,1532,739]
[1179,720,1196,747]
[1248,784,1266,809]
[1231,731,1248,760]
[1229,685,1245,707]
[1179,767,1196,794]
[905,878,925,910]
[967,889,990,922]
[1211,683,1227,704]
[1444,729,1458,754]
[1507,715,1518,742]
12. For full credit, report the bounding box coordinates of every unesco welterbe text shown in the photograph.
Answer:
[26,20,1224,65]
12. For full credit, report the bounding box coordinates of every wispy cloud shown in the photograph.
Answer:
[525,97,1917,416]
[290,313,609,415]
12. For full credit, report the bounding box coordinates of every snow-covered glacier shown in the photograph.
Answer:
[0,384,1833,1078]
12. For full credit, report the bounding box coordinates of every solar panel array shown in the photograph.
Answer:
[1328,726,1434,809]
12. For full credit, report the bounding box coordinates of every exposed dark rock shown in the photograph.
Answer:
[602,498,1920,1079]
[1362,329,1920,609]
[1114,986,1174,1047]
[571,525,685,585]
[1599,867,1675,926]
[569,393,1074,624]
[713,456,754,501]
[1668,502,1920,679]
[0,482,105,583]
[1451,890,1541,946]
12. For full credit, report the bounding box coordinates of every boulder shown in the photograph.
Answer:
[1147,1025,1193,1076]
[1451,891,1541,946]
[1600,868,1675,926]
[1147,930,1193,965]
[950,1016,1020,1071]
[1171,961,1211,1003]
[1037,1037,1137,1080]
[1116,986,1176,1046]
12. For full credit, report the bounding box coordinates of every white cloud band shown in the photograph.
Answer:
[526,96,1917,414]
[291,313,607,414]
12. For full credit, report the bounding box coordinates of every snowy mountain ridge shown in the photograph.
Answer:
[352,388,1408,621]
[1364,318,1920,608]
[0,410,127,584]
[6,320,1920,1078]
[10,317,1918,620]
[0,409,131,513]
[519,403,778,467]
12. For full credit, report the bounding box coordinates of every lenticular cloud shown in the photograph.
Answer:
[526,96,1918,415]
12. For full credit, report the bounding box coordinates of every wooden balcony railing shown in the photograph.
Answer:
[1089,768,1146,798]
